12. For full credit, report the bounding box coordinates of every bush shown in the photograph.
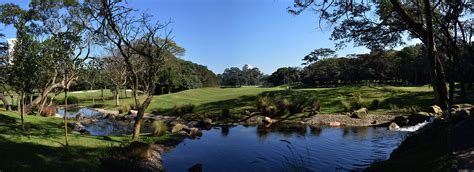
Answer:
[63,96,79,105]
[222,108,230,119]
[370,99,381,109]
[118,104,131,114]
[277,98,291,115]
[340,100,351,112]
[151,120,167,136]
[354,95,368,109]
[389,104,421,113]
[91,104,105,108]
[256,96,271,111]
[305,98,321,114]
[172,104,195,115]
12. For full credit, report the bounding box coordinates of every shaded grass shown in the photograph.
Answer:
[0,110,176,171]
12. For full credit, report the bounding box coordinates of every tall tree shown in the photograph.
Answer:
[85,0,178,140]
[289,0,473,109]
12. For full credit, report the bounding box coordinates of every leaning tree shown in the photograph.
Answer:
[84,0,182,140]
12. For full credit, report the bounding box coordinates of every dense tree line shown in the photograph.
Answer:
[218,65,264,87]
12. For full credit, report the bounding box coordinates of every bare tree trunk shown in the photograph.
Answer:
[115,89,120,106]
[91,86,95,104]
[64,89,69,146]
[20,92,24,131]
[132,106,145,140]
[101,88,104,102]
[38,96,48,116]
[424,0,448,110]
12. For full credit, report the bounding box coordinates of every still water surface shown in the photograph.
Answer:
[162,124,408,171]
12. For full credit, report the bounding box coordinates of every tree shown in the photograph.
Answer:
[302,48,336,65]
[86,0,178,140]
[268,67,301,87]
[220,67,243,87]
[289,0,473,109]
[103,54,127,106]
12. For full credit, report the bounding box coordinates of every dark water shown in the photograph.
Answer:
[56,107,102,118]
[162,124,408,172]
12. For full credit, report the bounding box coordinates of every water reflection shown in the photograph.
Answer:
[56,107,101,118]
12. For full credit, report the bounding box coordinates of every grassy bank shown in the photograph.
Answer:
[0,110,175,171]
[55,85,439,115]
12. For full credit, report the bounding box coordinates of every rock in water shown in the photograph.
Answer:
[188,163,203,172]
[263,116,272,124]
[171,123,188,133]
[202,118,213,125]
[407,112,431,126]
[329,121,341,127]
[351,108,368,119]
[452,109,471,124]
[75,112,85,120]
[388,122,400,130]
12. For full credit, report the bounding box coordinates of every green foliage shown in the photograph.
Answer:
[64,96,79,104]
[221,108,230,119]
[370,99,381,109]
[172,104,195,115]
[151,120,167,136]
[388,104,422,113]
[340,100,352,112]
[118,103,131,114]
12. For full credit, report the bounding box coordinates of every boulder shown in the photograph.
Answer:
[263,116,272,124]
[75,112,85,120]
[187,127,202,139]
[388,122,400,130]
[128,110,138,116]
[202,118,213,126]
[188,163,203,172]
[171,123,188,133]
[427,105,443,115]
[97,109,120,117]
[452,109,470,123]
[392,116,409,126]
[351,108,368,119]
[187,121,199,128]
[329,121,341,127]
[41,106,57,117]
[407,112,431,126]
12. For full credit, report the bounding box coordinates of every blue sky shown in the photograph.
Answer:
[0,0,373,74]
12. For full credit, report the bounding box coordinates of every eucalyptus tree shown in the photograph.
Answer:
[103,53,127,106]
[290,0,473,109]
[85,0,179,140]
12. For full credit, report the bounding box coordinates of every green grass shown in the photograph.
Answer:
[50,86,443,116]
[0,110,176,171]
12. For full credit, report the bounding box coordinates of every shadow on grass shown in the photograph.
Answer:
[0,135,106,172]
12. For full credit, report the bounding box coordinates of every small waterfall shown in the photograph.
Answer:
[392,118,434,132]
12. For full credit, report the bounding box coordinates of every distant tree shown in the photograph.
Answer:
[221,67,243,87]
[268,67,301,87]
[242,67,263,85]
[302,48,336,65]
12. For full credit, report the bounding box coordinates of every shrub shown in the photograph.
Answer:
[151,120,167,136]
[172,104,195,115]
[264,105,278,116]
[277,98,291,115]
[63,96,79,105]
[222,108,230,119]
[118,104,131,114]
[340,100,351,112]
[305,98,321,113]
[91,104,105,108]
[353,95,368,109]
[370,99,381,109]
[256,96,271,111]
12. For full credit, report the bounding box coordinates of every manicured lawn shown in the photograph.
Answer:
[53,85,446,115]
[0,110,172,171]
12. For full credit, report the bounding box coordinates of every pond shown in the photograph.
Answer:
[58,108,425,171]
[162,124,411,171]
[56,107,102,118]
